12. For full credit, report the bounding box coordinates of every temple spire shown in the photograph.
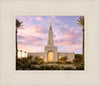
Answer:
[50,21,52,31]
[47,21,54,45]
[50,21,51,26]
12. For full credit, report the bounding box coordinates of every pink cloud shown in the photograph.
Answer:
[66,44,82,51]
[18,44,28,51]
[17,25,82,52]
[64,34,72,39]
[69,28,74,31]
[18,25,47,38]
[16,16,33,24]
[51,16,55,18]
[54,27,82,50]
[17,25,48,52]
[18,44,44,52]
[35,17,42,21]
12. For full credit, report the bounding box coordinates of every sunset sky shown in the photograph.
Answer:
[16,16,83,54]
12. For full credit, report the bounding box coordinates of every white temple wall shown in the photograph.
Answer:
[66,53,75,62]
[28,52,45,61]
[57,52,75,62]
[28,52,75,62]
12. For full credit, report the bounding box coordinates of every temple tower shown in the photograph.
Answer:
[48,21,54,46]
[44,21,58,62]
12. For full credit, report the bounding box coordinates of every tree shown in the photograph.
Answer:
[34,56,39,63]
[33,56,44,64]
[24,51,27,57]
[27,55,32,63]
[38,58,44,64]
[59,56,67,64]
[20,50,22,58]
[75,54,82,59]
[77,16,84,62]
[16,19,23,60]
[73,57,82,64]
[27,55,32,60]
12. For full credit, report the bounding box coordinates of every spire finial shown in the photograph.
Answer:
[49,20,52,31]
[50,20,51,26]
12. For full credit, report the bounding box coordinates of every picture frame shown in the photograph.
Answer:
[0,0,100,86]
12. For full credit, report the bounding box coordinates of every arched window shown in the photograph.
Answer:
[48,51,54,62]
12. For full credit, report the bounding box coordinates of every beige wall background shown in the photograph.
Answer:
[0,0,100,86]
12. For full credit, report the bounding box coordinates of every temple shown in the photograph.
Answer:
[28,22,75,62]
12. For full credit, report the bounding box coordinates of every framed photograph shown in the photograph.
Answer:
[16,16,84,70]
[0,0,100,86]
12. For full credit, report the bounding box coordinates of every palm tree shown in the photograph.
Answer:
[24,51,27,57]
[20,50,22,58]
[77,16,84,62]
[16,19,23,60]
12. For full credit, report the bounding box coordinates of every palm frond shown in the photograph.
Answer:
[77,16,84,28]
[16,19,23,29]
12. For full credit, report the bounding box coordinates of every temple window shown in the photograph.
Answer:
[59,56,61,59]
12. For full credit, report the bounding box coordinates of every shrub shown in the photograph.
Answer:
[34,56,39,63]
[76,63,84,70]
[64,67,73,70]
[33,56,44,64]
[60,66,64,70]
[38,58,44,64]
[56,65,60,70]
[40,65,45,70]
[30,65,36,70]
[27,55,32,60]
[73,54,83,64]
[65,62,72,64]
[59,56,67,64]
